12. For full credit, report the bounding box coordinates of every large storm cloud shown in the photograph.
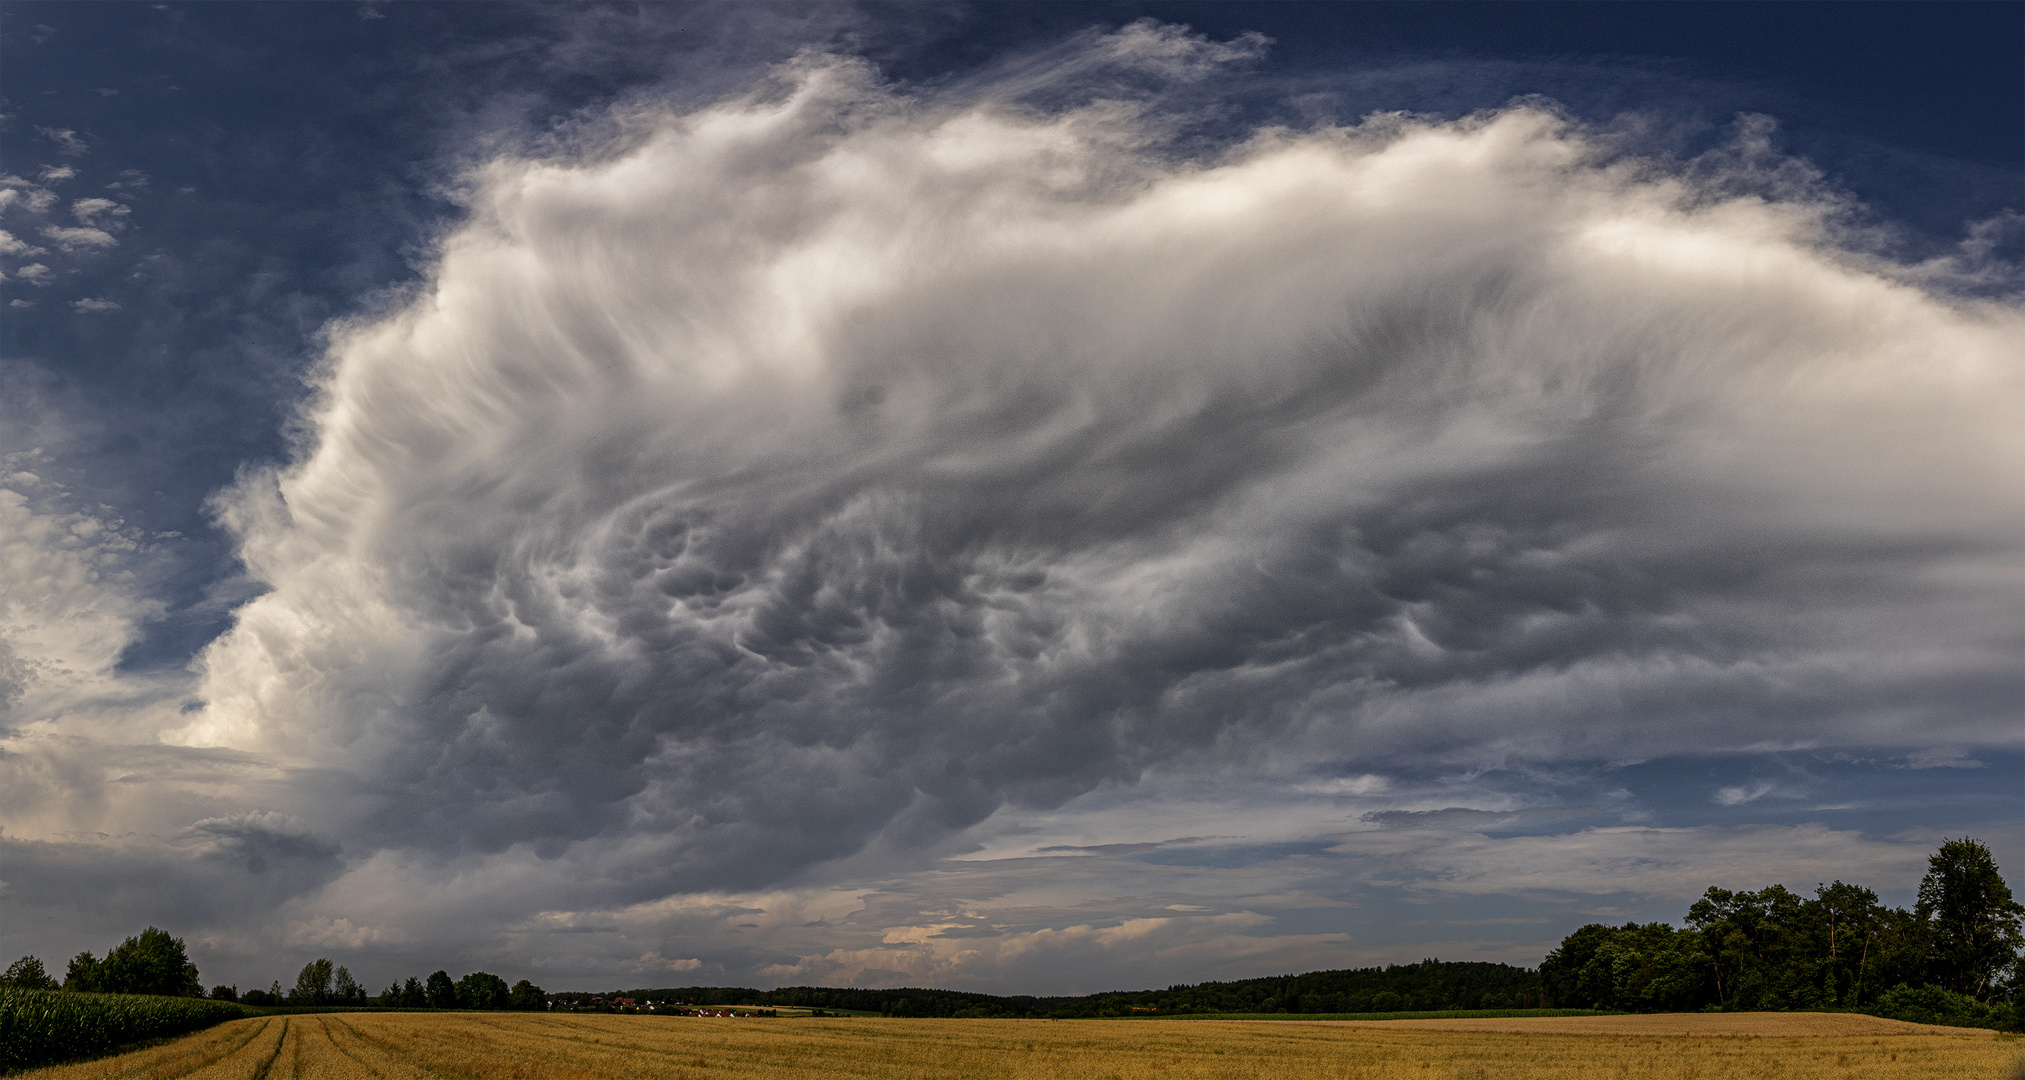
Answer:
[174,44,2022,892]
[5,20,2020,990]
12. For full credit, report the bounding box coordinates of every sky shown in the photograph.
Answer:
[1,1,2021,997]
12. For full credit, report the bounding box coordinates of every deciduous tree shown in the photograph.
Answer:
[425,970,457,1009]
[457,971,511,1010]
[1919,838,2025,1001]
[508,979,546,1010]
[2,955,59,990]
[101,928,203,997]
[291,958,335,1005]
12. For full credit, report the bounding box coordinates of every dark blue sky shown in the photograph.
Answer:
[2,3,2019,993]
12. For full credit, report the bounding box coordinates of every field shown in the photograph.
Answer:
[15,1012,2020,1079]
[0,989,246,1072]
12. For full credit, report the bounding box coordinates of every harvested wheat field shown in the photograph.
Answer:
[17,1012,2022,1080]
[1331,1012,2004,1036]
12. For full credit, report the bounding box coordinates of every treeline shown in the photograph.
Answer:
[596,960,1544,1018]
[0,928,544,1013]
[360,970,546,1011]
[1070,960,1543,1017]
[212,962,544,1011]
[5,928,204,998]
[1541,838,2023,1030]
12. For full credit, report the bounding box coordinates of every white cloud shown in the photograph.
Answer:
[1902,747,1985,770]
[69,198,129,226]
[1713,782,1779,806]
[0,479,150,710]
[631,952,703,974]
[13,264,54,286]
[36,127,88,156]
[0,230,46,256]
[42,226,117,251]
[284,916,401,949]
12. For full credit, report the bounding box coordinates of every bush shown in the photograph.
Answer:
[1871,983,2021,1032]
[0,987,245,1070]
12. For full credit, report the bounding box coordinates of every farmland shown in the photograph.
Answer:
[0,989,244,1072]
[15,1011,2020,1079]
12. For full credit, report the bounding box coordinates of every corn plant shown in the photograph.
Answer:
[0,986,245,1070]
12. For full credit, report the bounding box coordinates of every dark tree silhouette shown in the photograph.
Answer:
[2,956,59,990]
[64,929,201,996]
[291,959,335,1005]
[508,979,546,1010]
[425,970,457,1009]
[333,965,367,1004]
[1919,838,2025,1001]
[456,971,511,1010]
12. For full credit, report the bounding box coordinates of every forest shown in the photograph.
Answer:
[604,838,2023,1027]
[1536,837,2021,1028]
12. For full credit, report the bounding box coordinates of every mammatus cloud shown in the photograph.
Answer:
[3,29,2020,988]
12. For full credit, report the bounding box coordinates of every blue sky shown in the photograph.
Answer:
[2,2,2020,995]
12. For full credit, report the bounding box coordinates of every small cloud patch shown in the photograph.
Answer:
[1902,748,1985,770]
[35,127,87,156]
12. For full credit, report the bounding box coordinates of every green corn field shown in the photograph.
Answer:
[0,987,245,1071]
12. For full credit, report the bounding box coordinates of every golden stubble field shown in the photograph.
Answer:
[20,1011,2023,1080]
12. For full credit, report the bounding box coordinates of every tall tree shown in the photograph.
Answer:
[1812,880,1887,1006]
[1686,884,1812,1010]
[508,980,546,1011]
[456,971,511,1010]
[1917,837,2025,1001]
[333,966,366,1004]
[291,959,335,1005]
[64,952,107,993]
[101,928,204,997]
[425,970,458,1009]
